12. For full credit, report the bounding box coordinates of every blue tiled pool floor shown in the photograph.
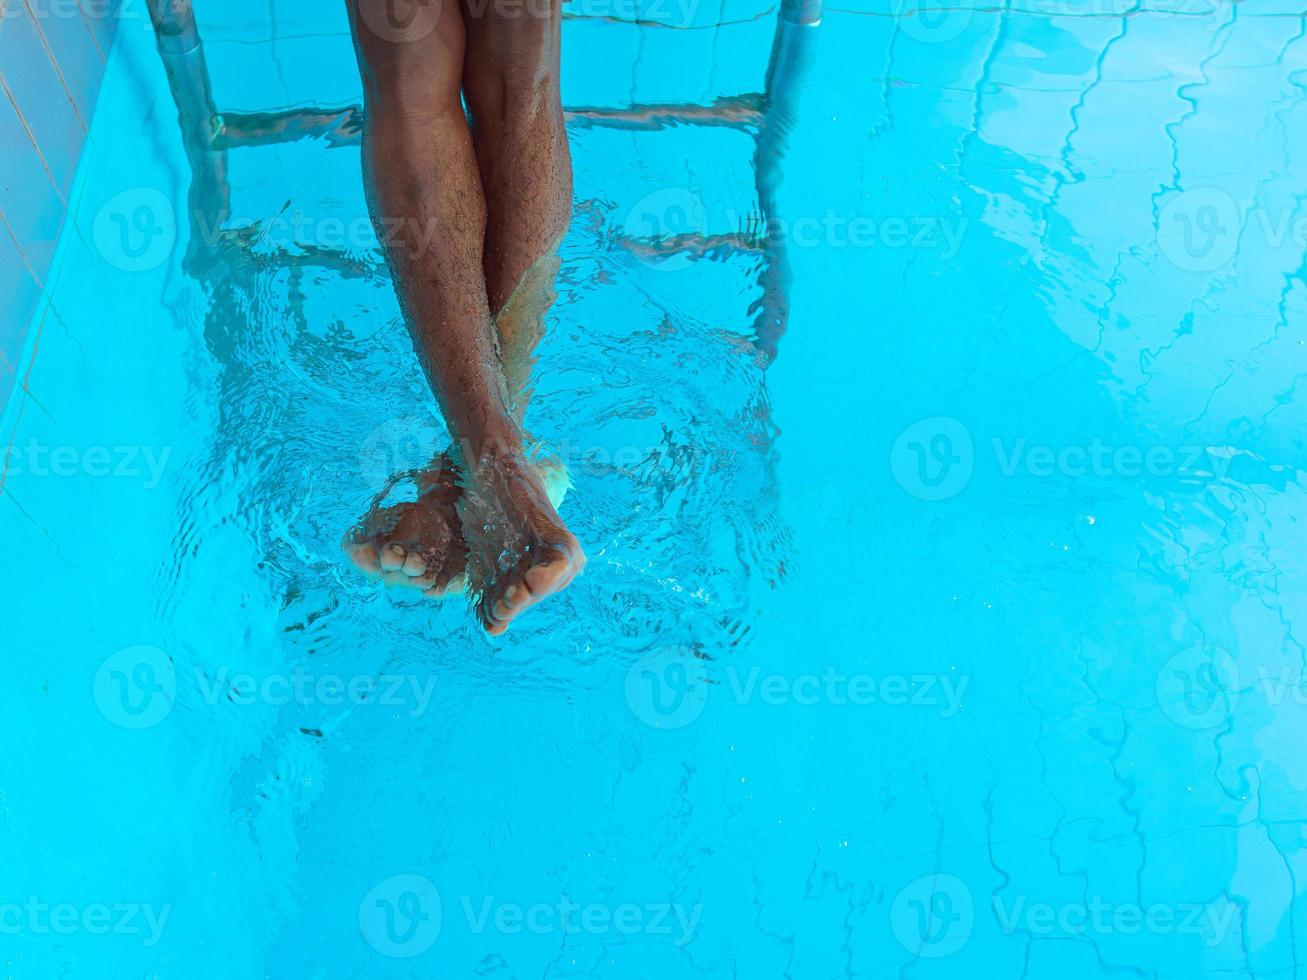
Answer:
[2,1,1307,977]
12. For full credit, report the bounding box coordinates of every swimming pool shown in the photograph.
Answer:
[2,0,1306,976]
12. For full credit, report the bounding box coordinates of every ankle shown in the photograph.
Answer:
[453,430,527,473]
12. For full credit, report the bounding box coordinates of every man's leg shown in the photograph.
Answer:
[462,0,571,404]
[344,0,583,634]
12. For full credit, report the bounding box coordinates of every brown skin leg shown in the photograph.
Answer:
[343,0,583,634]
[462,0,572,403]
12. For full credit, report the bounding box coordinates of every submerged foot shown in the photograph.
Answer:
[344,455,469,597]
[461,448,586,636]
[345,452,573,608]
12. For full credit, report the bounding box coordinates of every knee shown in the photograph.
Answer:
[348,0,466,112]
[462,41,560,127]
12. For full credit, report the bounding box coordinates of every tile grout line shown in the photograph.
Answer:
[0,204,47,296]
[73,0,108,62]
[0,479,65,554]
[19,300,51,393]
[19,0,90,132]
[0,207,58,484]
[0,378,28,498]
[0,73,67,208]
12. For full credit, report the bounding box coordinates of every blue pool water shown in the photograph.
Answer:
[3,0,1307,977]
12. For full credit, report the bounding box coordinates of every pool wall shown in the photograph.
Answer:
[0,0,119,410]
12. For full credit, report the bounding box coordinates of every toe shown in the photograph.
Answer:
[483,577,539,634]
[347,540,381,575]
[522,548,581,599]
[480,594,510,635]
[380,570,412,588]
[379,542,407,572]
[478,543,586,635]
[350,482,469,595]
[499,580,533,616]
[483,610,509,636]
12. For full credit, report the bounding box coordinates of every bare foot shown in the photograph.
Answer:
[460,448,586,636]
[344,455,469,597]
[345,452,573,606]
